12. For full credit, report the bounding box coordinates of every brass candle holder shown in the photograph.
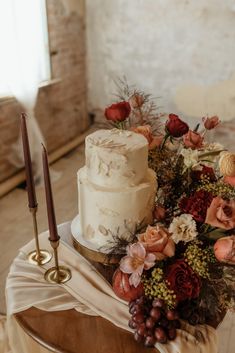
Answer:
[44,237,72,284]
[27,206,52,265]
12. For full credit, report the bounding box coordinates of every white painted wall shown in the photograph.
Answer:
[86,0,235,121]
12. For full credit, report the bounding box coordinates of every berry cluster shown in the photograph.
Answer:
[128,296,180,347]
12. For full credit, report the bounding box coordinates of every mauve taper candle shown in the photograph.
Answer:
[21,113,37,208]
[42,144,59,242]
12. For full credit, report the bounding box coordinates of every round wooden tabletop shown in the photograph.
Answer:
[15,307,160,353]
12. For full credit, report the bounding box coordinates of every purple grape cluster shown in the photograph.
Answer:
[128,296,181,347]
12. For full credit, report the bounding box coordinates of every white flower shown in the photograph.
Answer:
[199,142,225,166]
[169,214,198,244]
[180,148,199,169]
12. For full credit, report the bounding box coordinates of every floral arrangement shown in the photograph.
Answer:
[103,81,235,348]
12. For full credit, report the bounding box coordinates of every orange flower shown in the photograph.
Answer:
[131,125,163,150]
[183,130,204,149]
[138,225,175,260]
[205,197,235,230]
[214,236,235,264]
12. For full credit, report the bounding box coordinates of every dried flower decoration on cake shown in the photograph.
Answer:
[102,82,235,347]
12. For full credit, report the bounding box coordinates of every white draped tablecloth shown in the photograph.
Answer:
[5,222,218,353]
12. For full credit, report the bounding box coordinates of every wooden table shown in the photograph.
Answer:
[15,307,160,353]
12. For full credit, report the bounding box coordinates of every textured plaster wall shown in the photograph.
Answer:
[86,0,235,121]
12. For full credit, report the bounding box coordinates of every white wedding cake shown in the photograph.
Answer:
[75,129,157,250]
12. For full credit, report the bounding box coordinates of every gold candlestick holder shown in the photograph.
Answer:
[27,206,52,265]
[44,237,72,284]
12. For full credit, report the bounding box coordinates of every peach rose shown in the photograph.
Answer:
[183,130,204,149]
[138,225,175,260]
[131,125,163,150]
[214,235,235,264]
[205,197,235,230]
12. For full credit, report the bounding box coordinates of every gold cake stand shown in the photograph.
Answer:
[71,215,121,266]
[72,235,121,266]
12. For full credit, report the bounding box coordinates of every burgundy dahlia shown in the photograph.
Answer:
[179,190,213,223]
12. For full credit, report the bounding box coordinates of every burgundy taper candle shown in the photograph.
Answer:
[42,144,59,242]
[21,113,37,208]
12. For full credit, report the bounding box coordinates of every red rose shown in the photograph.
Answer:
[105,101,131,122]
[166,114,189,138]
[166,260,201,302]
[179,190,213,223]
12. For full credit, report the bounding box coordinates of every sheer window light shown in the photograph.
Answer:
[0,0,51,97]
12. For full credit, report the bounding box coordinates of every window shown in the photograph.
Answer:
[0,0,51,97]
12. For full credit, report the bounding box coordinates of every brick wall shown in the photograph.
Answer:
[0,0,88,184]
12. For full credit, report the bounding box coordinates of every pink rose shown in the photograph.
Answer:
[131,125,163,150]
[223,176,235,187]
[203,116,220,130]
[214,236,235,264]
[183,130,204,149]
[138,225,175,260]
[205,197,235,230]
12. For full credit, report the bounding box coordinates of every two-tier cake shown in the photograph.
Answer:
[72,129,157,252]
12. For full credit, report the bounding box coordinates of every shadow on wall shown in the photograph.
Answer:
[174,73,235,122]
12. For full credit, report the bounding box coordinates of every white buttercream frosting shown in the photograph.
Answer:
[77,129,157,250]
[85,129,148,188]
[78,167,156,248]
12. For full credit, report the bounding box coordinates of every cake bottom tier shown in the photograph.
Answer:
[77,167,157,249]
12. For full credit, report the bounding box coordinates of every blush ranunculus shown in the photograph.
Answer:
[105,101,131,122]
[112,269,144,301]
[131,125,163,150]
[205,197,235,230]
[166,259,201,302]
[137,225,175,260]
[203,116,220,130]
[214,236,235,264]
[166,114,189,138]
[183,130,204,149]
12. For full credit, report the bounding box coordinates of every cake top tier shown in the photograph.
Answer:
[85,129,148,188]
